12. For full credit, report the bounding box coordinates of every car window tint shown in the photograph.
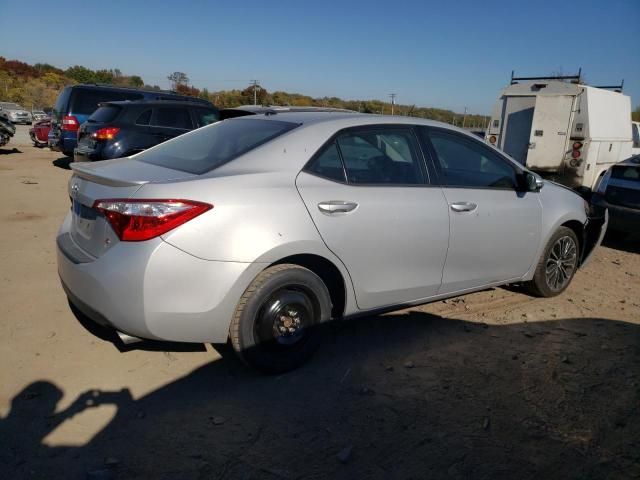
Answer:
[88,105,121,123]
[306,143,346,182]
[137,118,298,174]
[154,107,193,129]
[425,130,518,189]
[337,129,425,185]
[633,124,640,148]
[193,107,220,127]
[70,89,143,115]
[136,109,152,125]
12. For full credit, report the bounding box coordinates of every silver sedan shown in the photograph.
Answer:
[57,112,608,372]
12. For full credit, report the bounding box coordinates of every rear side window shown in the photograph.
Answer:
[193,107,220,127]
[307,143,346,182]
[137,118,298,174]
[153,107,193,129]
[53,87,71,120]
[70,89,143,115]
[423,129,518,189]
[337,129,425,185]
[136,109,152,125]
[88,105,121,123]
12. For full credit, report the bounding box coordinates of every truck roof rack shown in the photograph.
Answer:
[593,80,624,92]
[510,68,582,84]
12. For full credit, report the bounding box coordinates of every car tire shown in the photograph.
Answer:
[229,264,332,373]
[525,226,580,298]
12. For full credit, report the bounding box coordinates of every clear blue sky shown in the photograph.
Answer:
[1,0,638,114]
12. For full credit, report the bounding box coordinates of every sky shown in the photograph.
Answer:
[1,0,638,114]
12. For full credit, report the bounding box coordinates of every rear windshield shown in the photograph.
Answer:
[88,105,121,123]
[611,164,640,181]
[137,118,298,174]
[70,88,143,115]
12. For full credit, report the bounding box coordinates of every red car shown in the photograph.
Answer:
[29,119,51,147]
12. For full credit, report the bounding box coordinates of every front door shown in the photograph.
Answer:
[419,127,542,293]
[296,127,450,310]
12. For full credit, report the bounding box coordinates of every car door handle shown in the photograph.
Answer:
[318,201,358,214]
[450,202,478,212]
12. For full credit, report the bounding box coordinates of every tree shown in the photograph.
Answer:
[167,72,189,89]
[65,65,96,83]
[128,75,144,87]
[633,105,640,122]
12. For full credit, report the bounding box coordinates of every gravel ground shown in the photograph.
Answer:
[1,129,639,479]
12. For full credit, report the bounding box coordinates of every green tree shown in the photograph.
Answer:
[65,65,96,83]
[633,105,640,122]
[167,72,189,89]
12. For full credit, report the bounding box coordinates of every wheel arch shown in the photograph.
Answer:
[560,219,584,259]
[269,253,347,319]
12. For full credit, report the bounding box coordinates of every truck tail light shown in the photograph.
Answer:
[92,127,120,140]
[93,199,212,241]
[62,115,79,132]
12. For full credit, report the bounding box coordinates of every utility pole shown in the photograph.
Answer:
[250,79,259,105]
[462,106,468,128]
[389,93,396,115]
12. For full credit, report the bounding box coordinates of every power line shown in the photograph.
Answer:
[250,79,259,106]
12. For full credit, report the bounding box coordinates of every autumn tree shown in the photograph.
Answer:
[167,72,189,90]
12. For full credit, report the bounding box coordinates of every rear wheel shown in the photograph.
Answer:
[229,264,332,373]
[525,227,579,297]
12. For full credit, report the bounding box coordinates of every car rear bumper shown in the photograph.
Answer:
[591,194,640,233]
[56,213,263,343]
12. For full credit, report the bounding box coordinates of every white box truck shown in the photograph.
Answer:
[485,72,633,192]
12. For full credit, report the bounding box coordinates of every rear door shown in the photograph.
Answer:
[500,96,536,165]
[419,127,542,293]
[150,106,193,142]
[526,95,574,170]
[296,126,450,310]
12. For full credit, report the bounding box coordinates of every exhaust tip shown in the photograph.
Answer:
[116,330,143,345]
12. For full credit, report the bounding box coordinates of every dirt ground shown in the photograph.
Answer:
[1,126,639,479]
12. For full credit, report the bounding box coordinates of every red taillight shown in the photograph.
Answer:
[62,115,79,132]
[572,141,583,150]
[93,199,212,242]
[571,150,581,159]
[92,127,120,141]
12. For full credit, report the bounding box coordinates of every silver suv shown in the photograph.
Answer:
[57,113,608,372]
[0,102,33,125]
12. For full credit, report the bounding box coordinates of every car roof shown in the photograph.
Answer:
[100,100,218,108]
[225,105,356,113]
[231,110,455,130]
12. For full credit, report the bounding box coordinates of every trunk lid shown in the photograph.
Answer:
[68,159,197,257]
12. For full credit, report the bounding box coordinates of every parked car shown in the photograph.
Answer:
[32,110,49,121]
[219,105,354,119]
[0,102,33,124]
[49,84,214,157]
[57,112,607,373]
[591,154,640,233]
[74,100,219,162]
[29,118,51,147]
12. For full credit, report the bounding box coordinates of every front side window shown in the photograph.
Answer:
[137,118,298,174]
[154,107,193,129]
[423,129,518,189]
[336,129,425,185]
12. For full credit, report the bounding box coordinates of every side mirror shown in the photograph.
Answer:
[524,172,544,192]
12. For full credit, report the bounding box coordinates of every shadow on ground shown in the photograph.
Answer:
[0,147,23,155]
[52,156,72,170]
[2,313,639,479]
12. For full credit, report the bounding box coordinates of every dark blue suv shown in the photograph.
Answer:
[74,100,219,162]
[48,84,213,156]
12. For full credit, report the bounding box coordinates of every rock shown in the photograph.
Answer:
[210,416,226,425]
[561,356,570,364]
[21,180,38,185]
[86,468,114,480]
[46,331,56,339]
[337,445,353,464]
[482,417,490,430]
[404,360,415,369]
[612,259,621,266]
[359,386,375,396]
[523,332,535,338]
[104,457,119,467]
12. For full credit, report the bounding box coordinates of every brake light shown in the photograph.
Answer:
[572,141,583,150]
[571,150,581,159]
[92,127,120,140]
[62,115,79,132]
[93,199,212,241]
